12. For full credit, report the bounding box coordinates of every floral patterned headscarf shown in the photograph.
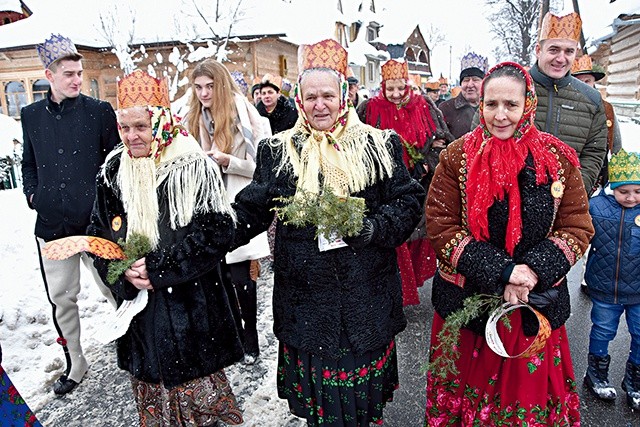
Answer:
[464,62,579,255]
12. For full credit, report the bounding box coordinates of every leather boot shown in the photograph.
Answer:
[622,360,640,409]
[584,353,617,400]
[235,279,259,360]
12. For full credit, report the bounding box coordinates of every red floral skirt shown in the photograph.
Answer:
[425,311,580,427]
[397,238,437,306]
[277,333,398,426]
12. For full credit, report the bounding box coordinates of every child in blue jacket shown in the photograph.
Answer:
[584,149,640,409]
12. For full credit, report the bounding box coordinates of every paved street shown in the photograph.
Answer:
[384,265,640,427]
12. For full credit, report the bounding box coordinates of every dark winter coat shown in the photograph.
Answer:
[585,191,640,305]
[438,93,478,140]
[232,132,425,360]
[426,138,594,336]
[529,63,608,193]
[256,96,298,134]
[21,91,119,241]
[87,154,243,388]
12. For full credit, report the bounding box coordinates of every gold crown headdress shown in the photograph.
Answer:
[381,60,409,82]
[539,12,582,42]
[298,39,348,77]
[609,149,640,187]
[117,70,170,109]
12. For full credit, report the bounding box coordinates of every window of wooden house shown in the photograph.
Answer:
[367,62,375,82]
[89,79,100,99]
[279,56,288,77]
[419,51,428,64]
[5,81,27,117]
[405,48,416,62]
[32,79,50,102]
[366,27,375,42]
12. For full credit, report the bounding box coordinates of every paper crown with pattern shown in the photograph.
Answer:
[571,55,605,81]
[539,12,582,42]
[36,34,83,69]
[231,71,248,95]
[261,73,282,91]
[409,74,422,88]
[298,39,348,77]
[117,70,170,109]
[460,52,489,74]
[381,59,409,82]
[438,74,448,85]
[425,81,440,92]
[609,149,640,188]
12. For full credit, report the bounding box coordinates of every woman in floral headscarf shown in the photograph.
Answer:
[232,39,425,426]
[424,62,593,426]
[358,60,453,306]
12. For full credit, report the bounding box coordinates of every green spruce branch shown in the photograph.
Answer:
[424,294,510,379]
[273,186,367,240]
[106,233,152,285]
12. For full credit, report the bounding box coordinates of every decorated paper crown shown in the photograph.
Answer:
[298,38,348,77]
[571,55,605,81]
[381,59,409,82]
[36,34,83,69]
[460,52,489,74]
[231,71,248,96]
[409,74,422,88]
[539,12,582,42]
[438,74,448,85]
[425,81,440,92]
[261,73,283,91]
[117,70,170,109]
[609,149,640,188]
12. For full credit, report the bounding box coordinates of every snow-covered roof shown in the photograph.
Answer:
[0,0,23,13]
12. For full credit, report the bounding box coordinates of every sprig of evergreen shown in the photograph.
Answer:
[273,186,367,239]
[402,140,424,168]
[424,294,510,379]
[106,233,152,285]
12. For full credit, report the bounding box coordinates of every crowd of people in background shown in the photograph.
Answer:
[3,7,639,427]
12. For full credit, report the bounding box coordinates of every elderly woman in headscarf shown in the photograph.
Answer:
[424,62,593,426]
[357,59,454,306]
[232,39,425,426]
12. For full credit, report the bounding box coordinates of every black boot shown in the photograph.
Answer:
[622,360,640,409]
[584,353,617,400]
[235,279,259,361]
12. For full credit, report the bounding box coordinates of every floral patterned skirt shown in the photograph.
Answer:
[131,370,243,427]
[0,366,41,427]
[277,333,399,426]
[425,312,580,427]
[397,238,437,306]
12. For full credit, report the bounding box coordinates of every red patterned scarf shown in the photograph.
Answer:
[464,62,579,255]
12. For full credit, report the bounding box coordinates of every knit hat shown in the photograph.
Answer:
[230,71,248,96]
[117,70,170,109]
[571,55,605,81]
[381,59,409,82]
[539,12,582,42]
[36,34,83,69]
[298,38,348,77]
[609,149,640,189]
[460,52,488,81]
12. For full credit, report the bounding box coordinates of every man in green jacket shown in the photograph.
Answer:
[530,12,607,194]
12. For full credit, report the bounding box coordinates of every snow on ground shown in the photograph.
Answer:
[0,188,302,426]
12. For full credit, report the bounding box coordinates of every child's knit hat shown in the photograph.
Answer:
[609,149,640,189]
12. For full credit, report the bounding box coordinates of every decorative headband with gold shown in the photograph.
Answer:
[36,34,83,69]
[381,59,409,82]
[539,12,582,42]
[609,149,640,185]
[485,302,551,359]
[117,70,170,109]
[298,38,348,77]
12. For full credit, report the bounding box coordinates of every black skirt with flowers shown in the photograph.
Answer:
[277,331,398,426]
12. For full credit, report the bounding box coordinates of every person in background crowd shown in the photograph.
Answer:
[251,78,262,106]
[409,74,423,96]
[185,58,271,361]
[572,54,623,191]
[530,12,608,194]
[20,34,119,395]
[426,82,440,103]
[358,59,453,306]
[439,52,488,139]
[425,61,592,426]
[436,74,450,105]
[256,74,298,134]
[232,39,425,426]
[88,70,244,426]
[347,73,362,108]
[582,149,640,408]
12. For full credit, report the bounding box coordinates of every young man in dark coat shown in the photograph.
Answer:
[20,34,119,395]
[256,74,298,134]
[87,70,244,426]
